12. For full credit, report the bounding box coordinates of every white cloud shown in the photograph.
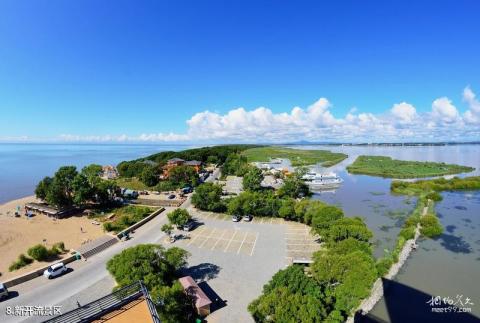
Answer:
[463,86,480,124]
[431,97,459,123]
[391,102,417,124]
[41,87,480,143]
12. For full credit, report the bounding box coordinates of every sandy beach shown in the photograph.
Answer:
[0,196,105,280]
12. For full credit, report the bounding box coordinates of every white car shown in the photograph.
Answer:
[43,262,67,279]
[232,215,241,222]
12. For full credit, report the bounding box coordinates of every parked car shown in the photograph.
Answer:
[232,215,241,222]
[43,262,67,279]
[0,283,8,300]
[168,194,176,199]
[243,214,253,222]
[182,221,195,231]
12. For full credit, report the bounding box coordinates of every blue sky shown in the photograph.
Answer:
[0,0,479,142]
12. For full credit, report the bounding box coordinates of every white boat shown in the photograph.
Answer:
[301,171,343,188]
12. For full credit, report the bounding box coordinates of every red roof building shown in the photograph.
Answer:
[178,276,212,317]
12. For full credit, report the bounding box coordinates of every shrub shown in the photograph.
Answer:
[399,226,416,240]
[420,214,443,238]
[27,244,49,261]
[9,254,33,271]
[376,257,393,277]
[426,191,443,202]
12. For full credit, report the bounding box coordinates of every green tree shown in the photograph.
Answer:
[167,209,191,227]
[278,175,310,198]
[107,244,189,289]
[72,174,93,205]
[81,164,103,182]
[140,166,159,187]
[35,176,53,200]
[151,282,194,323]
[168,165,198,187]
[278,198,297,219]
[243,167,264,192]
[161,223,174,236]
[191,183,225,211]
[44,166,79,207]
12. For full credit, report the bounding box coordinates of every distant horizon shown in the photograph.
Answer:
[1,141,479,146]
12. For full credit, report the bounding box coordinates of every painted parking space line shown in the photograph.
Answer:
[239,242,254,256]
[245,232,257,243]
[199,228,217,248]
[187,226,207,246]
[224,229,239,252]
[211,229,229,250]
[237,231,248,254]
[250,232,259,256]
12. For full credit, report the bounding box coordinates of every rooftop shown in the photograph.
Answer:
[179,276,212,308]
[43,281,160,323]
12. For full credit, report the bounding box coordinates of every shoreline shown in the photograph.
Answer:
[346,203,430,322]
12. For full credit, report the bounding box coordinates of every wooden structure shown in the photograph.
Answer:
[179,276,212,317]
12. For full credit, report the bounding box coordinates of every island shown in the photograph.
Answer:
[242,146,348,167]
[347,155,475,178]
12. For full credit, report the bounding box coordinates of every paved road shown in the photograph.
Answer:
[0,168,220,323]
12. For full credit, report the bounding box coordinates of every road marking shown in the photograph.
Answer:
[199,228,217,248]
[187,227,206,245]
[224,229,238,252]
[250,232,259,256]
[237,231,248,254]
[211,229,228,250]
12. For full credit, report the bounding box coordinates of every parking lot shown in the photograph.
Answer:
[188,208,284,225]
[179,227,259,256]
[284,222,321,264]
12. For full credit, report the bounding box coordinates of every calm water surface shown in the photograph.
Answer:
[0,144,192,203]
[292,145,480,321]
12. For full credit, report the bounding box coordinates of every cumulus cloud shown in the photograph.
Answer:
[391,102,417,124]
[463,86,480,124]
[51,87,480,143]
[431,97,459,123]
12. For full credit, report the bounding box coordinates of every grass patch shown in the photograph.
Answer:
[347,155,474,178]
[102,205,156,233]
[242,146,348,167]
[115,177,151,190]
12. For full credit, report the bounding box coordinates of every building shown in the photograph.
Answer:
[162,158,202,178]
[178,276,212,317]
[44,281,160,323]
[25,202,77,219]
[102,165,119,180]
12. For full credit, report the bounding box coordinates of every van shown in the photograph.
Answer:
[0,283,8,300]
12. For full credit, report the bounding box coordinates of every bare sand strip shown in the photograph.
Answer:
[0,196,104,280]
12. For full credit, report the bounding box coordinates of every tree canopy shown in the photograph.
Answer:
[106,244,192,323]
[167,209,191,227]
[191,182,225,212]
[242,167,264,192]
[35,164,120,208]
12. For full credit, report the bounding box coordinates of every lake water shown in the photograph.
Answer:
[0,143,192,204]
[289,144,480,322]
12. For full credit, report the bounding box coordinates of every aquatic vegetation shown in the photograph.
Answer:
[242,146,348,167]
[347,155,474,178]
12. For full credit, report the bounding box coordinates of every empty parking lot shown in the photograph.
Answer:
[285,222,321,264]
[179,227,259,256]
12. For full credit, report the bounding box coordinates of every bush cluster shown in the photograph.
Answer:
[9,254,34,271]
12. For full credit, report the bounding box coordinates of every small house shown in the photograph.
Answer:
[178,276,212,317]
